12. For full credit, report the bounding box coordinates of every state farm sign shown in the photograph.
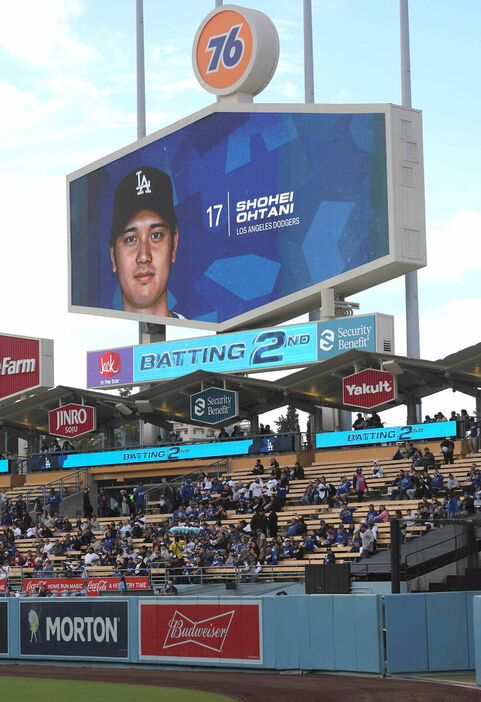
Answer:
[49,403,96,438]
[0,334,53,401]
[139,600,262,664]
[342,368,397,409]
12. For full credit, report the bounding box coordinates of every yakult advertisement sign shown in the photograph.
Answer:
[48,403,96,438]
[342,368,397,409]
[139,599,262,664]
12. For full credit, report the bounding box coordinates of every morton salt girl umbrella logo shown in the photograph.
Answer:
[163,609,235,652]
[28,609,40,643]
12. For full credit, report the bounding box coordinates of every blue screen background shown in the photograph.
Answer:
[70,111,388,324]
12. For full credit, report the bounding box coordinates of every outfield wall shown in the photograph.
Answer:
[2,593,481,674]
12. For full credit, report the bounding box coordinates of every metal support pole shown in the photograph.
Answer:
[390,519,401,593]
[136,0,146,141]
[400,0,421,421]
[303,0,314,104]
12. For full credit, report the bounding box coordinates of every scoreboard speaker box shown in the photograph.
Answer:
[305,564,350,594]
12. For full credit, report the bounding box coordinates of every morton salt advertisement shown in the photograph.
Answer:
[19,600,128,659]
[139,599,262,664]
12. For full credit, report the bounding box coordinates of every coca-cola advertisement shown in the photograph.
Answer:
[23,578,85,594]
[0,580,6,593]
[139,600,263,664]
[87,577,148,596]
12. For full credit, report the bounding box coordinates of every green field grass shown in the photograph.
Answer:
[0,676,237,702]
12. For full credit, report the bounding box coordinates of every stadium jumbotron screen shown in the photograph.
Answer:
[68,103,425,332]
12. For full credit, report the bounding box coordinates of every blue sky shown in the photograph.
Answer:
[0,0,479,428]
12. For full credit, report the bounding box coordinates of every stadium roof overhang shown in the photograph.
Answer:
[277,342,481,412]
[0,343,479,435]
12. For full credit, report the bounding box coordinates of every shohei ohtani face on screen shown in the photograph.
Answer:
[110,208,178,317]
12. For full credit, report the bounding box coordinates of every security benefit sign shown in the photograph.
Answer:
[68,103,425,333]
[342,368,397,409]
[139,599,263,664]
[190,387,239,425]
[48,403,96,438]
[19,600,128,659]
[0,601,7,655]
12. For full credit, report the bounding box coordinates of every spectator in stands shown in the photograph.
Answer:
[133,484,146,514]
[422,447,436,469]
[360,523,375,559]
[241,556,262,582]
[62,440,75,452]
[332,477,351,505]
[370,412,382,428]
[447,473,459,491]
[392,444,408,460]
[46,488,61,516]
[231,425,243,437]
[339,504,355,525]
[352,467,368,501]
[436,411,448,422]
[52,439,62,452]
[366,504,378,521]
[324,546,336,564]
[390,470,406,500]
[251,459,264,475]
[164,579,178,596]
[180,479,194,504]
[291,462,304,480]
[300,481,316,506]
[217,427,230,439]
[423,415,434,423]
[97,488,107,518]
[410,450,424,469]
[458,491,475,517]
[446,491,458,518]
[249,477,263,500]
[371,461,383,478]
[374,505,390,522]
[352,413,365,430]
[82,488,93,519]
[468,420,480,454]
[459,410,473,432]
[431,469,445,495]
[440,437,455,464]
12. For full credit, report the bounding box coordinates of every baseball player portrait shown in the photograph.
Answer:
[109,165,182,319]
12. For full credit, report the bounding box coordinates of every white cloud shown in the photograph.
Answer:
[423,210,481,281]
[0,0,95,67]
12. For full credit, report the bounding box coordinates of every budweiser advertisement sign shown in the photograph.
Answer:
[139,600,262,664]
[0,333,53,402]
[87,577,149,596]
[23,578,85,594]
[342,368,397,409]
[48,403,96,438]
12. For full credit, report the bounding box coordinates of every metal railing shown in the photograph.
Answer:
[3,467,90,514]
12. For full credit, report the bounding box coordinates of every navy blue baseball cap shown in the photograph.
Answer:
[110,166,177,243]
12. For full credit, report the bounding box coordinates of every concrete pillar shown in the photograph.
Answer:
[406,396,418,425]
[249,412,259,435]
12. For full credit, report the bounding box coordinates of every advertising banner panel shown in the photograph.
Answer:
[48,403,96,438]
[0,460,9,474]
[28,435,294,472]
[0,333,54,402]
[0,580,5,593]
[68,103,425,332]
[86,576,149,596]
[23,578,85,594]
[0,601,7,654]
[139,599,262,664]
[19,599,128,659]
[342,368,397,409]
[87,314,393,388]
[190,387,238,425]
[316,420,458,449]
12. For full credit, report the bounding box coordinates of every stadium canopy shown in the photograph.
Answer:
[0,343,479,438]
[278,342,481,419]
